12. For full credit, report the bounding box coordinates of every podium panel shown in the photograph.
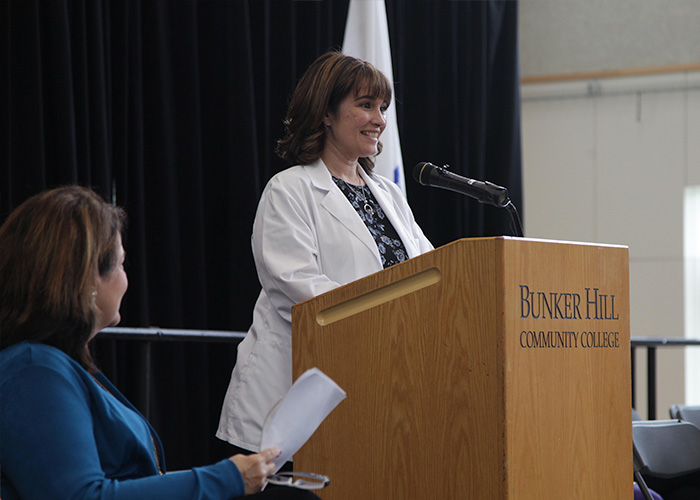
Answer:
[292,237,631,499]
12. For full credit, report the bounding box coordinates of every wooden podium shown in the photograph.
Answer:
[292,237,632,499]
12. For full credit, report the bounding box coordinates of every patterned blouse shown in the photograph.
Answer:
[332,176,409,268]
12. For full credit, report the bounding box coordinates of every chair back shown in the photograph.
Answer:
[669,404,700,429]
[633,420,700,478]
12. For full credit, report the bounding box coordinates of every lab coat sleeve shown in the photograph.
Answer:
[252,175,341,324]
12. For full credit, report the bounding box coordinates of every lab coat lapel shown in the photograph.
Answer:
[306,161,382,263]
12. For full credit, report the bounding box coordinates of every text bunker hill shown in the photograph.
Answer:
[519,285,621,349]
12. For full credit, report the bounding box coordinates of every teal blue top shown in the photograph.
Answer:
[0,342,244,499]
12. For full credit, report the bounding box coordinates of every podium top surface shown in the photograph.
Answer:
[469,235,629,249]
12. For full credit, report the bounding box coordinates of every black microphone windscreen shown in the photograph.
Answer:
[413,162,434,185]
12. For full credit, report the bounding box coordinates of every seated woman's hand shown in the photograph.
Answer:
[230,447,281,494]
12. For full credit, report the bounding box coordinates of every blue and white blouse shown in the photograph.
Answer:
[332,176,409,268]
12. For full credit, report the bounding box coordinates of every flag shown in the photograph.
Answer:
[343,0,406,195]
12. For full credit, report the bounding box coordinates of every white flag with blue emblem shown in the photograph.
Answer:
[343,0,406,195]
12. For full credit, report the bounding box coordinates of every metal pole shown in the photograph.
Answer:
[631,346,636,411]
[647,347,656,420]
[137,342,152,420]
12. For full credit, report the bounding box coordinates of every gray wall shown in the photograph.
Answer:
[520,0,700,78]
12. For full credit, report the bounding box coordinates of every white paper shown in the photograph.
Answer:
[260,367,346,472]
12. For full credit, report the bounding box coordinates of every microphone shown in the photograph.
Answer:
[413,162,511,208]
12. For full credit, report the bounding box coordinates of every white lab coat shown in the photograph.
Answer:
[217,159,433,451]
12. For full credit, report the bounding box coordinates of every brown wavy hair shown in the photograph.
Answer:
[276,51,393,174]
[0,186,125,371]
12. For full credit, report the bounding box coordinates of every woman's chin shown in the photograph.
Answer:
[94,315,121,336]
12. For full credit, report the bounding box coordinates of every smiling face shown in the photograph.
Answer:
[322,91,388,168]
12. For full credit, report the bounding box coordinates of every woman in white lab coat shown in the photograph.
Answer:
[217,51,433,454]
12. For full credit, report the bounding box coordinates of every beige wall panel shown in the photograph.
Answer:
[688,85,700,186]
[596,92,685,259]
[522,98,596,241]
[629,260,684,339]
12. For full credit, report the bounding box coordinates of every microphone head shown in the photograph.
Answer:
[413,162,436,185]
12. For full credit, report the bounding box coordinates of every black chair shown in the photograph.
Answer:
[669,405,700,429]
[633,419,700,500]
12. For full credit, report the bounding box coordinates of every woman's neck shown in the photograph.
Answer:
[321,153,363,185]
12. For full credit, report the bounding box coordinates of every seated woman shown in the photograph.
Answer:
[0,186,318,500]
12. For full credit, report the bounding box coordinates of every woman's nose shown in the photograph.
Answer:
[372,108,387,127]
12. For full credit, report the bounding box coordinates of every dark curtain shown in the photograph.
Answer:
[1,0,520,470]
[390,1,522,241]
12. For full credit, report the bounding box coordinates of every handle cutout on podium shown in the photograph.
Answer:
[315,267,441,326]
